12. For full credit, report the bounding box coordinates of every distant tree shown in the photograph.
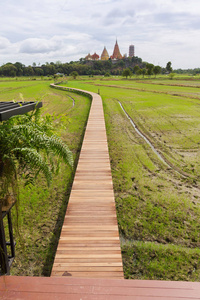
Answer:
[1,63,17,77]
[14,62,24,76]
[169,72,175,80]
[132,56,142,64]
[141,68,147,78]
[133,65,140,74]
[122,68,132,79]
[56,61,62,67]
[118,60,125,68]
[145,63,154,77]
[104,72,111,77]
[153,65,162,77]
[34,68,44,76]
[70,71,79,79]
[137,68,143,77]
[102,60,111,70]
[23,66,34,76]
[166,61,172,73]
[41,64,56,76]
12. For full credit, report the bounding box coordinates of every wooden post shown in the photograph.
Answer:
[0,202,9,275]
[7,211,15,259]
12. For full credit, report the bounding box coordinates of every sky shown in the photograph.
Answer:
[0,0,200,69]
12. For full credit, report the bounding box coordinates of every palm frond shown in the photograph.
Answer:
[13,147,52,186]
[0,106,73,195]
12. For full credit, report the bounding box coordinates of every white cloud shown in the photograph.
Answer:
[19,37,62,54]
[0,0,200,68]
[0,37,11,49]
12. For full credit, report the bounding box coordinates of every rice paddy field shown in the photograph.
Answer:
[64,76,200,281]
[0,78,91,276]
[1,75,200,281]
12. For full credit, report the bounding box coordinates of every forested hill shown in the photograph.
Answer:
[0,57,158,77]
[1,58,199,77]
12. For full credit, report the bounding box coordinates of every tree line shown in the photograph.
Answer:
[174,68,200,75]
[0,57,173,77]
[122,62,170,79]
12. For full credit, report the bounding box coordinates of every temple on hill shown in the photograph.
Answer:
[85,40,131,61]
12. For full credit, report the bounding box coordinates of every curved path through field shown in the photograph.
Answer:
[50,85,124,279]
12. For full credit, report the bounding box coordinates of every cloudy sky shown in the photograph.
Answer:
[0,0,200,69]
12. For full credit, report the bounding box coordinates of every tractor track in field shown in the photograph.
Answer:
[116,99,197,181]
[67,94,75,107]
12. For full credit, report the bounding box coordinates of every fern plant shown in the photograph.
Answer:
[0,106,73,206]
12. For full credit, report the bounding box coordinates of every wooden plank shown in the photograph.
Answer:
[52,266,123,272]
[53,258,123,263]
[56,245,121,249]
[51,271,124,278]
[57,240,120,244]
[52,262,123,267]
[60,233,119,238]
[56,252,122,257]
[60,231,119,235]
[59,237,120,241]
[61,225,119,229]
[1,276,200,300]
[64,211,116,216]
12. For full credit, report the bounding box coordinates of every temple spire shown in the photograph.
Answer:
[111,40,122,60]
[101,46,109,60]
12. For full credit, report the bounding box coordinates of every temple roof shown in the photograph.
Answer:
[101,47,109,60]
[111,40,122,60]
[85,53,92,60]
[91,52,99,60]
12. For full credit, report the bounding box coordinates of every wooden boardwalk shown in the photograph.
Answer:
[51,88,124,279]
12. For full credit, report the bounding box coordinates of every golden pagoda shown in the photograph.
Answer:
[111,40,122,60]
[101,47,109,60]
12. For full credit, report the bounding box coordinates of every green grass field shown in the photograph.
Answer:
[1,76,200,280]
[0,78,91,276]
[63,77,200,281]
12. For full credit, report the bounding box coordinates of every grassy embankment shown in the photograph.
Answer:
[64,77,200,281]
[0,79,91,276]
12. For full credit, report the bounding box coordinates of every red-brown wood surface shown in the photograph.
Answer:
[1,276,200,300]
[51,89,124,279]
